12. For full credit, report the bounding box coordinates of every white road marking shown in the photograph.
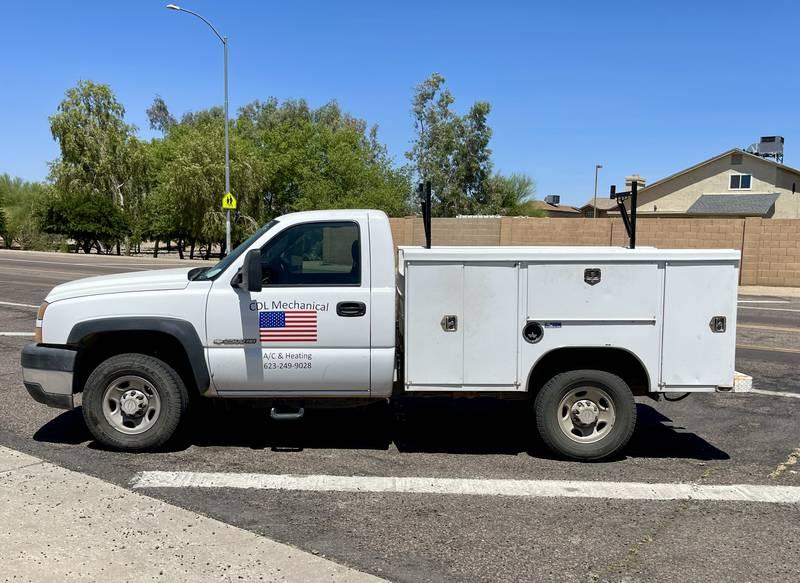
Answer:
[131,472,800,504]
[738,306,800,313]
[738,323,800,333]
[0,301,38,309]
[737,343,800,354]
[749,388,800,399]
[738,300,790,304]
[0,332,35,337]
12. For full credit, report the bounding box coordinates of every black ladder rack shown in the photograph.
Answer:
[610,180,638,249]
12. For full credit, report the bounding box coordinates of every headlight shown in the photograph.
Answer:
[35,302,48,344]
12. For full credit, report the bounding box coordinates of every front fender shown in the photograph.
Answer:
[67,317,211,394]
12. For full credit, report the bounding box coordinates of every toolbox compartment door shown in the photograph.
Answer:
[661,261,738,388]
[463,264,519,387]
[404,262,519,390]
[405,264,464,386]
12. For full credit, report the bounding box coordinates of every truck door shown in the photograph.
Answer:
[205,219,371,395]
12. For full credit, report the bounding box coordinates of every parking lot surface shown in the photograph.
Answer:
[1,248,799,583]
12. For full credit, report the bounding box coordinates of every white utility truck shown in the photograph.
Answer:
[21,209,743,460]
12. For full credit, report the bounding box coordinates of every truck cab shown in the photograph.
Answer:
[201,209,396,398]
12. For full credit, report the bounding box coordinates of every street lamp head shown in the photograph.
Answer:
[166,4,181,10]
[596,164,603,169]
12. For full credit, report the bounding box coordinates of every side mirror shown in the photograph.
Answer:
[239,249,263,293]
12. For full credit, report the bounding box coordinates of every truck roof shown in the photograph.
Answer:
[274,209,386,222]
[398,246,741,263]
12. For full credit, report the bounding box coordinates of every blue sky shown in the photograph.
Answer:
[2,0,799,206]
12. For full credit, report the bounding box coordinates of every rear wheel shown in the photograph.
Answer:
[82,353,188,451]
[534,369,636,461]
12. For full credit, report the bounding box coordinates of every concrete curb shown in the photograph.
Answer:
[0,446,388,583]
[739,285,800,298]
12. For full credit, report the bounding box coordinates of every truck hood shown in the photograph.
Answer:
[45,267,195,302]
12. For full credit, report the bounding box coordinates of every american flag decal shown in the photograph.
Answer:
[259,310,318,342]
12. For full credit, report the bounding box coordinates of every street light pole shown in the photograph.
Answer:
[223,35,230,256]
[166,4,231,255]
[592,164,603,218]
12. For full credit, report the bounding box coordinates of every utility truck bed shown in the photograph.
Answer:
[398,246,740,393]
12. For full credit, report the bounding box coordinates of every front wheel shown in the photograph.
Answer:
[534,369,636,461]
[82,353,189,451]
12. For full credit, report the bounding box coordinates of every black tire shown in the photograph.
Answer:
[534,369,636,461]
[82,353,189,451]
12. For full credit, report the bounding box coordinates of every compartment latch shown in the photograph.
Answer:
[441,315,458,332]
[709,316,727,333]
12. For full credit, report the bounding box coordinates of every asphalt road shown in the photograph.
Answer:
[1,248,799,583]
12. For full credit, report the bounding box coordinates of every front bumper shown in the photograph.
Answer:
[21,344,77,410]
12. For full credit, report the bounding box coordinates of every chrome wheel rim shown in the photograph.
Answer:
[556,385,616,444]
[101,375,162,435]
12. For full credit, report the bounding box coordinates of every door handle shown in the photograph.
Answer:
[337,301,367,317]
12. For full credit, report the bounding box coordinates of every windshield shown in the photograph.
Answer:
[195,220,278,280]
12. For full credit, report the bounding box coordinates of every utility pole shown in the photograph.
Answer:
[593,164,603,218]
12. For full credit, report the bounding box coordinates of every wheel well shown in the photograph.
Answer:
[526,347,650,397]
[72,331,197,395]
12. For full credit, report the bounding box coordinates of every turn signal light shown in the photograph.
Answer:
[36,302,49,321]
[35,302,48,344]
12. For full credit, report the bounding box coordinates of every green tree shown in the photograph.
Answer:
[144,107,262,257]
[406,73,493,216]
[0,189,6,243]
[237,98,410,220]
[41,190,128,253]
[0,174,57,250]
[149,99,410,257]
[48,81,149,252]
[485,173,543,216]
[146,95,177,134]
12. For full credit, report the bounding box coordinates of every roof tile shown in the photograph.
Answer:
[687,193,779,216]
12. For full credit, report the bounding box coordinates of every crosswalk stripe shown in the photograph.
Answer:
[0,301,38,309]
[131,472,800,504]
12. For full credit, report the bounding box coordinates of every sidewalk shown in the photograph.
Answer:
[739,285,800,298]
[0,446,387,583]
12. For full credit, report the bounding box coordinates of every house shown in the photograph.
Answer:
[627,149,800,218]
[580,197,618,218]
[526,199,581,218]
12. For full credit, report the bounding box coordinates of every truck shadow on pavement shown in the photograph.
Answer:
[33,399,729,462]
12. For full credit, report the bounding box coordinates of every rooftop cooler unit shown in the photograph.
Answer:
[747,136,784,163]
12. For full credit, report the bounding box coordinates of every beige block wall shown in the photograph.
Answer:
[388,216,800,287]
[609,218,745,250]
[751,219,800,287]
[740,218,761,285]
[500,218,612,246]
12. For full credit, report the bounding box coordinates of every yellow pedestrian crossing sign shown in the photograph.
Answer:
[222,192,237,210]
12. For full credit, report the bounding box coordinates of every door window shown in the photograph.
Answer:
[260,221,361,286]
